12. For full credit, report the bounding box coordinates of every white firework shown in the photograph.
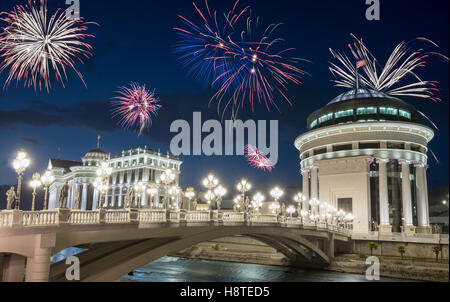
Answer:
[0,0,96,91]
[329,33,448,102]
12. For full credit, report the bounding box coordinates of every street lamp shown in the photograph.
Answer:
[294,192,306,209]
[237,179,252,208]
[233,195,242,212]
[309,198,321,215]
[184,187,195,211]
[203,174,219,191]
[146,183,158,209]
[214,185,227,210]
[270,187,284,203]
[252,192,265,213]
[12,149,30,210]
[134,182,146,208]
[204,190,215,207]
[96,162,112,208]
[40,170,55,210]
[29,172,41,211]
[168,185,180,209]
[269,202,280,214]
[161,169,176,209]
[287,206,296,217]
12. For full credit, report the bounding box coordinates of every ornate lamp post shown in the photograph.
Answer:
[203,174,219,191]
[269,202,280,214]
[287,206,296,218]
[184,187,195,211]
[309,198,321,216]
[233,195,242,212]
[294,192,306,209]
[270,187,284,204]
[96,162,112,208]
[29,172,41,211]
[214,185,227,210]
[204,190,215,208]
[252,192,265,213]
[237,179,252,210]
[146,183,158,209]
[94,178,108,209]
[168,185,180,210]
[12,149,30,210]
[134,182,146,208]
[160,169,176,209]
[40,170,55,210]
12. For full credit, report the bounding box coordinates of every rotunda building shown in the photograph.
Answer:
[294,88,434,234]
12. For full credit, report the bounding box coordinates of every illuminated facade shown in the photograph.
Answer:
[295,89,434,234]
[47,147,182,210]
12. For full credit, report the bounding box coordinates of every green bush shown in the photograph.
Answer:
[214,244,220,251]
[358,253,366,259]
[367,242,378,256]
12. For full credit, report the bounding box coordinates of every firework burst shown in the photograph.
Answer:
[244,144,274,172]
[173,0,250,87]
[111,83,162,136]
[0,0,96,91]
[329,33,449,102]
[174,1,309,119]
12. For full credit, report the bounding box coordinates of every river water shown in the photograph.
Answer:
[121,256,410,282]
[52,248,409,282]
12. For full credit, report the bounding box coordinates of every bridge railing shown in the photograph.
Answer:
[22,211,58,227]
[69,210,99,224]
[0,209,353,237]
[0,211,13,227]
[138,210,166,223]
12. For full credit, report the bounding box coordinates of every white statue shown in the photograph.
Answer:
[72,187,80,210]
[6,187,16,210]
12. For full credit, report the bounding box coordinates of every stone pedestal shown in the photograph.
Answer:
[56,208,71,225]
[403,225,416,234]
[379,225,392,233]
[415,226,432,234]
[127,208,139,223]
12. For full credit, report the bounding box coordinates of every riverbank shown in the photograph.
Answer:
[172,237,449,282]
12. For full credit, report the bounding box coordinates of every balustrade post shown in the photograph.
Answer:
[10,210,24,228]
[97,208,106,224]
[127,208,139,223]
[56,208,70,226]
[179,209,187,226]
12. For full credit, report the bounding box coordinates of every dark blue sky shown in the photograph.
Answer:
[0,0,448,192]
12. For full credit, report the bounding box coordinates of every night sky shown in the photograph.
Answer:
[0,0,448,194]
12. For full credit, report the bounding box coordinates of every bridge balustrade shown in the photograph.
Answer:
[105,210,129,223]
[0,211,13,227]
[138,210,166,223]
[222,212,245,224]
[22,211,58,226]
[249,214,278,223]
[69,210,100,224]
[185,211,210,223]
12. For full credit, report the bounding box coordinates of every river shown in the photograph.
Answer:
[121,256,410,282]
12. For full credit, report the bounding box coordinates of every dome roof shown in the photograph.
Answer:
[307,89,419,130]
[328,88,396,105]
[83,148,109,160]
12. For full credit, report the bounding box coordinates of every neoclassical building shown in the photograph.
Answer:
[295,89,434,234]
[47,147,182,210]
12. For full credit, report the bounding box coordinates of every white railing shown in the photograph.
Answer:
[250,214,278,223]
[168,211,180,222]
[0,211,13,227]
[105,210,129,223]
[186,211,210,223]
[286,217,302,225]
[69,210,99,224]
[222,212,245,223]
[138,210,166,223]
[22,211,58,227]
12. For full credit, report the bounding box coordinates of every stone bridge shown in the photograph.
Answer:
[0,209,352,282]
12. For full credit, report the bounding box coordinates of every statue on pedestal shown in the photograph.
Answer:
[192,198,198,211]
[72,186,80,210]
[216,199,221,211]
[59,181,69,208]
[281,203,286,217]
[126,186,135,208]
[6,187,16,210]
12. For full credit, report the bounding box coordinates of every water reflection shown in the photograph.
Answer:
[122,257,410,282]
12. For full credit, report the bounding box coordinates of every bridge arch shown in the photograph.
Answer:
[51,227,332,282]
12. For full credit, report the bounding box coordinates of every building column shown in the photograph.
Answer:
[301,168,310,210]
[81,184,88,210]
[310,165,318,200]
[92,189,98,210]
[377,158,392,232]
[118,185,124,208]
[111,185,116,208]
[400,160,414,232]
[415,163,431,232]
[141,188,147,208]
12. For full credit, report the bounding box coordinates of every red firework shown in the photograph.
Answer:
[111,82,161,136]
[244,144,274,172]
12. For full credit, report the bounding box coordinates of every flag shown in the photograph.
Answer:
[357,60,367,69]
